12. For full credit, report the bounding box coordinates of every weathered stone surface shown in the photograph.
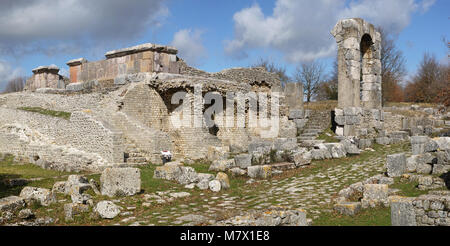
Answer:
[416,163,432,174]
[0,196,25,213]
[20,187,56,206]
[229,167,247,176]
[207,146,229,161]
[247,165,272,179]
[390,196,416,226]
[215,172,230,190]
[324,143,346,158]
[432,164,450,175]
[209,159,235,172]
[358,138,372,149]
[18,209,34,220]
[52,181,66,194]
[288,109,304,120]
[411,136,429,155]
[64,203,90,221]
[94,201,121,219]
[292,151,312,166]
[334,202,361,216]
[376,137,391,145]
[386,153,406,177]
[361,184,389,208]
[340,139,360,154]
[215,208,309,226]
[234,154,251,169]
[208,180,221,192]
[100,168,141,197]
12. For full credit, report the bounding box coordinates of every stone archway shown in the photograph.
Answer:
[331,18,382,110]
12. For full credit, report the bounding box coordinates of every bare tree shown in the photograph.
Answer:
[378,27,407,103]
[4,76,26,93]
[316,58,338,101]
[405,53,448,104]
[252,58,290,87]
[294,60,326,103]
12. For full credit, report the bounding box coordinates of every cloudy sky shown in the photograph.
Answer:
[0,0,447,90]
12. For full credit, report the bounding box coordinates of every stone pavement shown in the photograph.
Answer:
[114,144,409,226]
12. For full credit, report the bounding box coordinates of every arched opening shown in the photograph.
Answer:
[360,34,374,106]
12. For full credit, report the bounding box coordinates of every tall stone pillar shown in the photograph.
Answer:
[66,58,88,83]
[331,18,382,110]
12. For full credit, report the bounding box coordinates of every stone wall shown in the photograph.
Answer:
[391,191,450,226]
[67,43,179,83]
[0,108,124,171]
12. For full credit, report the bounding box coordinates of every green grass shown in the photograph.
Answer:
[390,178,429,197]
[0,155,74,198]
[313,206,391,226]
[316,126,339,143]
[18,107,71,120]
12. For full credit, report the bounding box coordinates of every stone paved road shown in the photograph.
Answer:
[118,143,410,225]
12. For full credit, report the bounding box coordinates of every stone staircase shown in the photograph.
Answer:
[124,142,149,166]
[298,110,332,146]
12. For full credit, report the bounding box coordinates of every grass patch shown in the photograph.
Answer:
[390,178,428,197]
[316,126,339,143]
[304,100,337,111]
[18,107,71,120]
[0,154,74,198]
[313,206,391,226]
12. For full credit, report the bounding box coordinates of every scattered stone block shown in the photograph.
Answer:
[247,165,272,179]
[229,167,247,176]
[361,184,389,208]
[0,196,26,213]
[334,202,361,216]
[411,136,429,155]
[52,181,66,194]
[215,172,230,189]
[100,168,141,197]
[292,151,312,166]
[209,159,235,172]
[94,201,120,219]
[20,187,56,206]
[234,154,251,169]
[64,203,90,221]
[416,163,432,174]
[386,153,406,177]
[208,180,221,192]
[18,209,34,220]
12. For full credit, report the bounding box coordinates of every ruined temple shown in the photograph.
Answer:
[1,18,446,174]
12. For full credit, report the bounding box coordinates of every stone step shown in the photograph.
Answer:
[125,157,147,163]
[303,129,322,134]
[300,132,318,137]
[127,152,146,158]
[299,140,325,147]
[298,136,317,141]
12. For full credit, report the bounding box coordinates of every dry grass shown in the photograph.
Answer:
[384,109,430,118]
[304,100,337,111]
[384,102,438,108]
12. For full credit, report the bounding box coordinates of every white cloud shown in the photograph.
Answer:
[0,60,24,89]
[171,29,208,66]
[225,0,435,63]
[0,0,168,57]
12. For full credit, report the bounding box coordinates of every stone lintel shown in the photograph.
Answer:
[105,43,178,59]
[32,65,60,74]
[66,58,88,67]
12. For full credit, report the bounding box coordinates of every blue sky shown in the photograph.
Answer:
[0,0,448,90]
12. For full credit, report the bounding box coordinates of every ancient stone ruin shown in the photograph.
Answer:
[0,18,448,226]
